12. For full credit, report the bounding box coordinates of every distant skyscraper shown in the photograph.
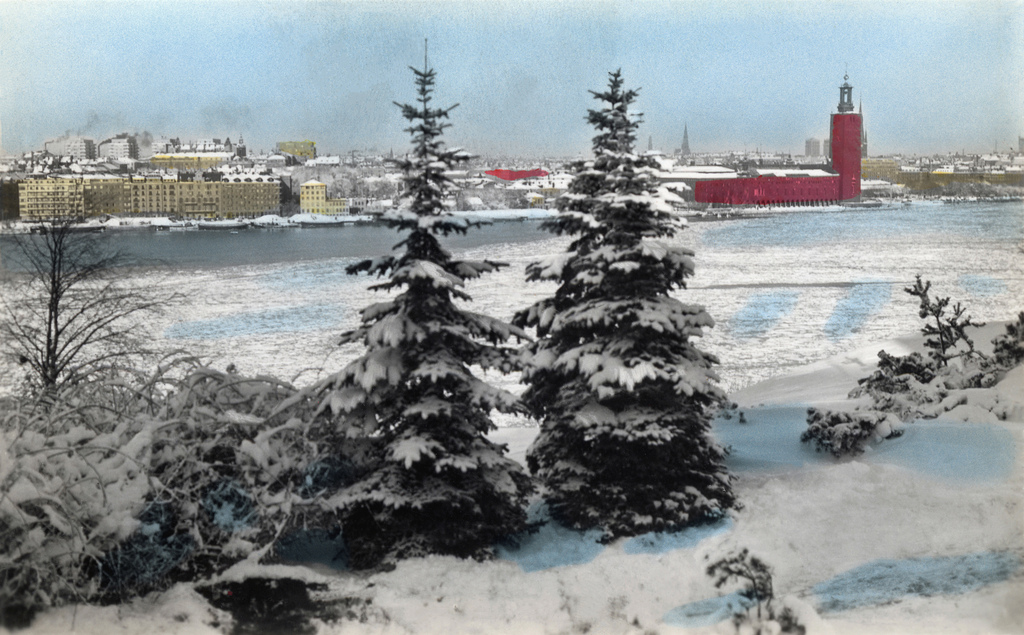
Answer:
[681,124,691,155]
[45,136,96,159]
[805,138,821,157]
[1019,136,1023,153]
[648,135,653,151]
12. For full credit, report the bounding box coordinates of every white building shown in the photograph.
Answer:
[44,136,96,159]
[98,134,139,160]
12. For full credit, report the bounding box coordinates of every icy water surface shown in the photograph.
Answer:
[2,201,1021,398]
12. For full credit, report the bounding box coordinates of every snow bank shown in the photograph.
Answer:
[17,326,1024,635]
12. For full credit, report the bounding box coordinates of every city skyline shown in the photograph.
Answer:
[1,0,1022,158]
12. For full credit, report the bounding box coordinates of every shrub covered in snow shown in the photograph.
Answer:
[0,369,169,618]
[801,408,903,457]
[514,70,735,539]
[989,311,1024,371]
[298,60,533,569]
[706,549,807,635]
[905,275,985,368]
[141,366,338,586]
[0,358,346,621]
[848,278,1021,422]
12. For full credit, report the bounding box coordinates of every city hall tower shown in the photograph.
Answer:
[830,74,862,200]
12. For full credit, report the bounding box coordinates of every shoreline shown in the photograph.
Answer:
[4,197,1022,235]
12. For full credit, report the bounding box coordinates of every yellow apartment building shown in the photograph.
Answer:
[300,180,347,214]
[18,176,281,220]
[277,140,316,159]
[18,178,86,219]
[149,153,233,170]
[861,158,900,182]
[220,176,282,217]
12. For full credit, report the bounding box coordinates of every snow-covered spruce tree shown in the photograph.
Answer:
[513,70,736,538]
[305,58,532,569]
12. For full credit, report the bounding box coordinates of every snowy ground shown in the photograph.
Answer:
[4,202,1022,632]
[20,326,1023,635]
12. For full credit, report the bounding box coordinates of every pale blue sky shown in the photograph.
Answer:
[1,0,1021,157]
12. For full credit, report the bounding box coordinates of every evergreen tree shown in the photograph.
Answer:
[307,55,533,568]
[514,70,736,538]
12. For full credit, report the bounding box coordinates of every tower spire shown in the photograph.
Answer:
[837,73,854,113]
[681,123,691,156]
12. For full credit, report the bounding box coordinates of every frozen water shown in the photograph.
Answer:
[811,551,1022,613]
[164,303,343,340]
[823,281,892,341]
[2,201,1021,397]
[729,290,801,338]
[958,273,1008,297]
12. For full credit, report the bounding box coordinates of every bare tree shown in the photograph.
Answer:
[1,219,174,390]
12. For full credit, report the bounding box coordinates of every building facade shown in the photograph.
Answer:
[149,153,233,170]
[299,180,347,214]
[19,175,280,220]
[98,134,139,160]
[805,138,821,157]
[277,140,316,159]
[44,136,96,160]
[695,78,862,205]
[18,178,86,218]
[861,158,900,182]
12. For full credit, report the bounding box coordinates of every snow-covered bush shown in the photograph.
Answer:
[848,285,1022,422]
[144,366,335,584]
[0,371,165,620]
[857,350,935,395]
[298,59,533,569]
[706,549,806,635]
[0,358,340,623]
[513,70,735,539]
[801,408,903,457]
[989,311,1024,371]
[905,275,985,367]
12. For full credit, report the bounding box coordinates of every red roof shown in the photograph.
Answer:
[485,168,549,181]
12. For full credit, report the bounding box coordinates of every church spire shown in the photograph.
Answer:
[681,123,691,155]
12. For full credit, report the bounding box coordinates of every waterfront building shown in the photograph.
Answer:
[220,175,282,217]
[18,174,280,220]
[805,138,821,157]
[18,177,86,219]
[299,180,347,214]
[694,77,862,205]
[861,158,900,182]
